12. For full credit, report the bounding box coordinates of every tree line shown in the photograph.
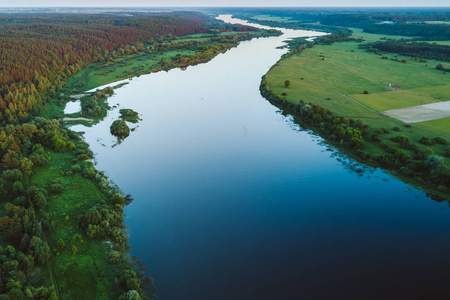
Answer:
[363,39,450,62]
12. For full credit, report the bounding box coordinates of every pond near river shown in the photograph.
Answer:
[71,16,450,300]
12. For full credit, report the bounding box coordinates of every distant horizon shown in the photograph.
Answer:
[1,0,449,8]
[1,5,450,7]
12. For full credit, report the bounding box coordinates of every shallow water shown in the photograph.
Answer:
[63,100,81,114]
[72,16,450,300]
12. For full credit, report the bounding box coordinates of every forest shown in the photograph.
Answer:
[361,40,450,62]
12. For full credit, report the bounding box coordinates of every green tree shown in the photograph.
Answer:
[57,239,65,251]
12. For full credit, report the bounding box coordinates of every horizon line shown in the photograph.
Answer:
[1,5,450,8]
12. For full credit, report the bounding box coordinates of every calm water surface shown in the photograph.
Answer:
[70,16,450,299]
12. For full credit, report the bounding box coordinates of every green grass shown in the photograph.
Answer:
[351,89,446,111]
[32,152,121,300]
[424,21,450,25]
[424,40,450,46]
[66,49,195,92]
[350,28,413,43]
[417,117,450,135]
[265,29,450,161]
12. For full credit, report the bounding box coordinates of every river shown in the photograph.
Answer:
[69,15,450,299]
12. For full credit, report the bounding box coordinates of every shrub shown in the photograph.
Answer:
[48,183,64,194]
[84,168,96,179]
[356,119,364,128]
[78,154,89,161]
[418,137,435,146]
[391,135,411,148]
[433,137,447,145]
[110,120,130,139]
[71,164,81,173]
[370,134,381,142]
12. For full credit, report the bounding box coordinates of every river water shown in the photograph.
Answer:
[69,16,450,299]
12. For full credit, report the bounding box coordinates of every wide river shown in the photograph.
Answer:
[71,16,450,299]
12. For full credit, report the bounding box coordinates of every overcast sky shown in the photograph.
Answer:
[1,0,449,7]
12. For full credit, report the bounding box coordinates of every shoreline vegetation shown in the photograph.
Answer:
[0,11,281,300]
[255,14,450,200]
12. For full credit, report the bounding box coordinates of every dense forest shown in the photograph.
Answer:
[0,11,263,299]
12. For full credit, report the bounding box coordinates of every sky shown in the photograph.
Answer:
[1,0,449,7]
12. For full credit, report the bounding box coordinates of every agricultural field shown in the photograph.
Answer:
[265,28,450,160]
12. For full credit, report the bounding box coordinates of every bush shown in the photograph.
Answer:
[418,136,435,146]
[391,135,411,148]
[393,126,400,131]
[48,183,64,194]
[370,134,381,142]
[110,120,130,139]
[78,154,89,161]
[356,119,364,128]
[71,164,81,173]
[84,168,96,179]
[433,137,447,145]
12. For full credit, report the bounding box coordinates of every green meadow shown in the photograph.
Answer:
[32,152,121,300]
[265,28,450,162]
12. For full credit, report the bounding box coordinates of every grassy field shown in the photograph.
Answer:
[265,28,450,161]
[425,40,450,46]
[66,49,195,92]
[32,152,121,300]
[418,117,450,135]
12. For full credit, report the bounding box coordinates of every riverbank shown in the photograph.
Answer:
[261,28,450,199]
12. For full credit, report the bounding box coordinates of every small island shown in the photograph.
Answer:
[110,119,131,139]
[119,109,141,123]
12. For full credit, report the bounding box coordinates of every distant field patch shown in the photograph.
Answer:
[382,101,450,123]
[424,21,450,25]
[351,89,445,111]
[252,15,293,23]
[417,117,450,135]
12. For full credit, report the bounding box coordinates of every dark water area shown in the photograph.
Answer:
[70,16,450,300]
